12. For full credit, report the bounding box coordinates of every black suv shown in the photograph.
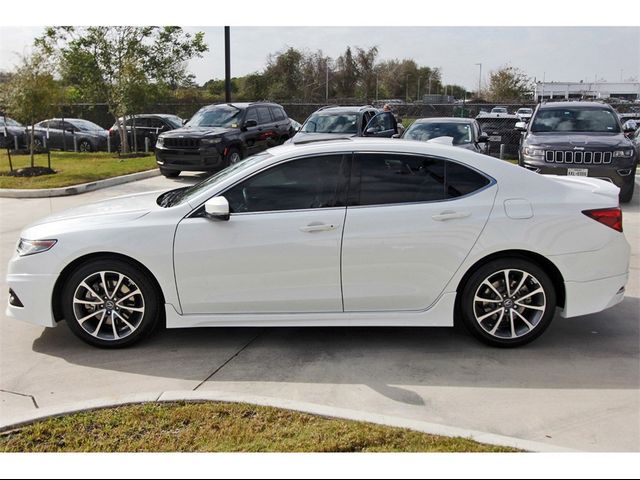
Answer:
[291,105,397,144]
[519,101,638,202]
[155,102,292,177]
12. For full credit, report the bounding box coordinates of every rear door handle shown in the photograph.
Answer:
[432,211,471,221]
[299,222,338,233]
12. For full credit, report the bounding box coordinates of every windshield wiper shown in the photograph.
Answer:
[158,187,189,208]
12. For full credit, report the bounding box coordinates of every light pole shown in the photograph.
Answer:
[376,73,379,103]
[428,74,432,95]
[406,74,410,103]
[417,77,421,102]
[475,63,482,98]
[224,26,231,102]
[325,63,329,103]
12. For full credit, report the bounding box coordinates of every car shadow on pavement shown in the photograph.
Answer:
[31,295,640,405]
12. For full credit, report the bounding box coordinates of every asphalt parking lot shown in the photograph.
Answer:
[0,173,638,451]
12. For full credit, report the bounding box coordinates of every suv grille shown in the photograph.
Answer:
[164,137,200,149]
[545,150,612,164]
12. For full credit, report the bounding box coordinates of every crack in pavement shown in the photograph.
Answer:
[192,330,265,391]
[0,389,39,409]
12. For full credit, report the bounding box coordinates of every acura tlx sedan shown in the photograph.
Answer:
[6,138,630,348]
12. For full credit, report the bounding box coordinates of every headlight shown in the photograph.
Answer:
[17,239,57,256]
[523,146,545,157]
[613,149,633,158]
[201,137,222,145]
[156,136,164,147]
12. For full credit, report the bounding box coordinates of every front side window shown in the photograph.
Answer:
[531,108,620,133]
[351,153,490,206]
[301,112,358,134]
[70,119,103,131]
[366,112,395,132]
[225,155,347,213]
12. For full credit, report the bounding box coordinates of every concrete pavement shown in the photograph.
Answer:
[0,173,638,451]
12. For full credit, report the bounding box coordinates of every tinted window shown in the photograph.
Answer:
[148,118,166,129]
[271,107,286,122]
[244,108,258,124]
[404,122,473,144]
[301,112,358,133]
[225,155,347,213]
[352,153,490,206]
[366,112,395,132]
[187,105,241,128]
[257,107,273,125]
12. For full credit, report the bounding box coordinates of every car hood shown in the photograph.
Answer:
[526,132,632,149]
[28,190,164,228]
[162,126,234,138]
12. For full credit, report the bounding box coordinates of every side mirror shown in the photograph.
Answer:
[478,133,489,142]
[515,122,527,132]
[365,127,377,135]
[391,133,401,139]
[243,119,258,129]
[204,196,230,221]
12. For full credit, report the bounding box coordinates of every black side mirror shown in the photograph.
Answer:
[243,119,258,129]
[478,133,489,143]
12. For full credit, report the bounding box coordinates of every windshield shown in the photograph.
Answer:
[71,119,104,131]
[0,117,22,127]
[165,115,183,129]
[404,122,472,144]
[301,112,358,134]
[158,151,273,207]
[531,108,620,133]
[186,106,241,128]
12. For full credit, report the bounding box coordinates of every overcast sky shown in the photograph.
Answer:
[1,26,638,90]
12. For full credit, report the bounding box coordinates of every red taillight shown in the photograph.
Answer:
[582,207,623,232]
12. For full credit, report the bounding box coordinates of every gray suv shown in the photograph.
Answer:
[518,101,638,202]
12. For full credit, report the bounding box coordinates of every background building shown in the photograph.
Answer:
[534,81,640,101]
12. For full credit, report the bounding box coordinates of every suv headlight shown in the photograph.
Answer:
[201,137,222,145]
[523,146,545,157]
[613,149,633,158]
[17,239,57,256]
[156,136,164,147]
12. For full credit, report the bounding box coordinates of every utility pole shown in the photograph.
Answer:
[375,73,379,103]
[428,75,432,95]
[406,74,410,103]
[325,63,329,103]
[417,77,421,102]
[475,63,482,98]
[224,26,231,102]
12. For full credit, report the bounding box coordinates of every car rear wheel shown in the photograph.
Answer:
[78,139,93,152]
[62,258,161,348]
[160,168,180,178]
[460,258,556,347]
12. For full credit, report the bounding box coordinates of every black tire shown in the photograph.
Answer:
[62,258,162,348]
[619,168,636,203]
[160,167,180,178]
[78,139,93,152]
[460,257,556,348]
[225,147,242,166]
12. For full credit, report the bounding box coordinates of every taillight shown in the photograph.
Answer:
[582,207,623,232]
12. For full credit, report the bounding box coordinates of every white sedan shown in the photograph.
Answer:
[6,138,630,348]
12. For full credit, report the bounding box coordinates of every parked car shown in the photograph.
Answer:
[631,126,640,154]
[516,108,534,122]
[109,114,183,151]
[491,106,509,114]
[292,105,397,143]
[0,116,45,150]
[155,102,292,178]
[7,138,630,349]
[475,112,522,157]
[34,118,108,152]
[518,101,638,202]
[400,117,489,154]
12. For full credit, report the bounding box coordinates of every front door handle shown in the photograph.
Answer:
[299,222,338,233]
[432,211,471,221]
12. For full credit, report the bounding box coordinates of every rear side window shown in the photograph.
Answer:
[257,107,273,125]
[351,153,490,206]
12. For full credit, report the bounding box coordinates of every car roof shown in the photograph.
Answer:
[201,102,282,110]
[475,113,519,119]
[539,101,613,109]
[314,105,375,114]
[411,117,475,125]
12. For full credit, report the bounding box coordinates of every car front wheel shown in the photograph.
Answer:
[619,167,636,203]
[62,258,161,348]
[460,258,556,347]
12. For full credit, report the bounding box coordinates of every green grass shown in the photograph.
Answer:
[0,402,519,453]
[0,151,157,189]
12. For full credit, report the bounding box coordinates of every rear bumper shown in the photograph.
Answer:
[156,146,225,172]
[560,273,628,318]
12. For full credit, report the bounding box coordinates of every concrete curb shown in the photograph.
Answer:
[0,390,574,452]
[0,169,160,198]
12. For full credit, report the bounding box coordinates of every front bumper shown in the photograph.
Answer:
[6,273,58,328]
[156,146,225,172]
[521,157,636,188]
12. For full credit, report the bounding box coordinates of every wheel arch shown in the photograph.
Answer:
[52,252,166,323]
[454,249,566,315]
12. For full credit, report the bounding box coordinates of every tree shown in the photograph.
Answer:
[37,26,208,153]
[334,47,358,99]
[1,52,60,167]
[355,46,378,101]
[487,65,532,102]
